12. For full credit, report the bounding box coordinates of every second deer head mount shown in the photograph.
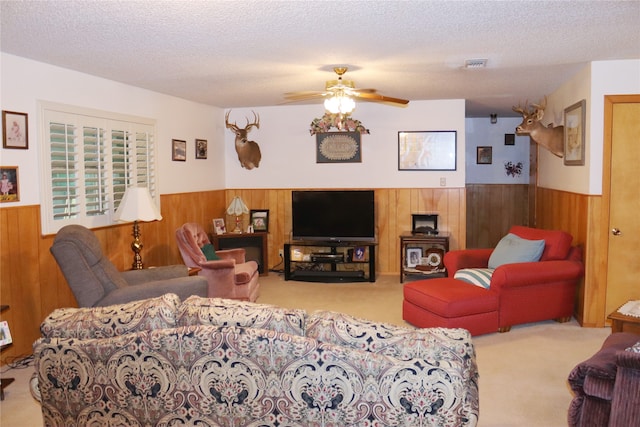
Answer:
[512,96,564,158]
[225,110,262,169]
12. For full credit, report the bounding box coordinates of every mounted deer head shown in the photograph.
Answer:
[225,110,262,169]
[512,96,564,157]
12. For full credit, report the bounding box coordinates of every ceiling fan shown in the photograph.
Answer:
[284,67,409,114]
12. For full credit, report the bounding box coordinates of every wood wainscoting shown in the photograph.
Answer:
[536,187,604,327]
[0,187,465,361]
[465,184,531,249]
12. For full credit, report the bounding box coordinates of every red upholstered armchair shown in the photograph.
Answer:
[444,225,584,332]
[176,223,260,301]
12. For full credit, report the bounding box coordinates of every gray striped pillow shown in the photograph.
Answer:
[454,268,495,289]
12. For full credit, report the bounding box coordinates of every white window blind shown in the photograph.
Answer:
[40,102,158,234]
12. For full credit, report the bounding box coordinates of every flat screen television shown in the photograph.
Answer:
[292,190,375,242]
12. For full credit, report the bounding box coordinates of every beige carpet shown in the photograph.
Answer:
[1,273,611,426]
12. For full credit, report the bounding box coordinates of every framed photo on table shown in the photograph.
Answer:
[406,247,423,268]
[250,209,269,232]
[212,218,226,235]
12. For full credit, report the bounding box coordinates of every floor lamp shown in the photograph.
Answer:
[113,186,163,269]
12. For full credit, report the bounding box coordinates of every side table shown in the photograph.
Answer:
[399,232,449,283]
[0,304,14,400]
[210,232,269,275]
[608,303,640,334]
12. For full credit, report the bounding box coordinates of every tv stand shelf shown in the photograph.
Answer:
[284,241,376,283]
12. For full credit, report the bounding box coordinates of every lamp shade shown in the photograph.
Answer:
[113,186,163,222]
[226,196,249,216]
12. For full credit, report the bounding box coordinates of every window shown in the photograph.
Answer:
[40,102,158,234]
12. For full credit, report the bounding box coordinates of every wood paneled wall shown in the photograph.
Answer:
[0,187,464,361]
[465,184,530,248]
[536,187,604,327]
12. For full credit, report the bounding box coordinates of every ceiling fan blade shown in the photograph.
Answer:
[284,91,327,101]
[354,92,409,105]
[352,88,377,93]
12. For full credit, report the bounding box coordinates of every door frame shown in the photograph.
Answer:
[601,95,640,323]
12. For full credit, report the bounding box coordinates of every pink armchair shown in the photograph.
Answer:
[176,223,260,301]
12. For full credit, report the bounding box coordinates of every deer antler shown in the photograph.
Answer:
[244,111,260,131]
[512,100,530,115]
[225,110,239,132]
[531,96,547,111]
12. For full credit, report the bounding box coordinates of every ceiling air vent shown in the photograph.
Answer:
[464,59,488,69]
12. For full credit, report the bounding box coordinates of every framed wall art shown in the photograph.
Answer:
[564,99,586,166]
[477,146,492,164]
[195,139,208,159]
[316,132,361,163]
[398,131,456,171]
[172,139,186,161]
[250,209,269,232]
[2,110,28,149]
[504,133,515,146]
[0,166,19,203]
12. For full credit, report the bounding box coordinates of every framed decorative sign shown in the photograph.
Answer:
[172,139,186,161]
[398,131,456,171]
[316,132,361,163]
[195,139,208,159]
[2,110,28,149]
[0,166,19,203]
[564,99,586,166]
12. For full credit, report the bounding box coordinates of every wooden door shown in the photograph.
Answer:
[605,98,640,316]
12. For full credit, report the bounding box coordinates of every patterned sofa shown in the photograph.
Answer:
[32,294,479,427]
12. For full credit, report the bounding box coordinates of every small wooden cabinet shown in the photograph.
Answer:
[210,232,268,275]
[399,232,449,283]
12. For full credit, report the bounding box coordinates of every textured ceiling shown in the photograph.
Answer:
[1,0,639,117]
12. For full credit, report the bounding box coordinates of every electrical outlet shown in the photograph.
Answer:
[278,249,284,258]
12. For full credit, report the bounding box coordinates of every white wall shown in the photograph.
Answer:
[465,117,530,184]
[223,100,466,189]
[539,59,640,195]
[3,53,636,204]
[0,53,225,208]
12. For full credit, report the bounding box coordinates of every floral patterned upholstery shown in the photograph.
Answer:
[33,294,479,427]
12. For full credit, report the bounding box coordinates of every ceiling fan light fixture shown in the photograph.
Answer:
[324,95,355,114]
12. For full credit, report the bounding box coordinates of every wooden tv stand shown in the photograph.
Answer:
[284,241,376,283]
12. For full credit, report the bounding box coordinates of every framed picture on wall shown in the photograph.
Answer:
[2,110,28,149]
[0,166,19,203]
[172,139,186,161]
[195,139,208,159]
[564,99,586,166]
[398,130,457,171]
[477,146,492,164]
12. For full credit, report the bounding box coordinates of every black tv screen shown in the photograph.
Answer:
[292,190,375,242]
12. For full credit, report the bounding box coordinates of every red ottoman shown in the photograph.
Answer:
[403,278,499,336]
